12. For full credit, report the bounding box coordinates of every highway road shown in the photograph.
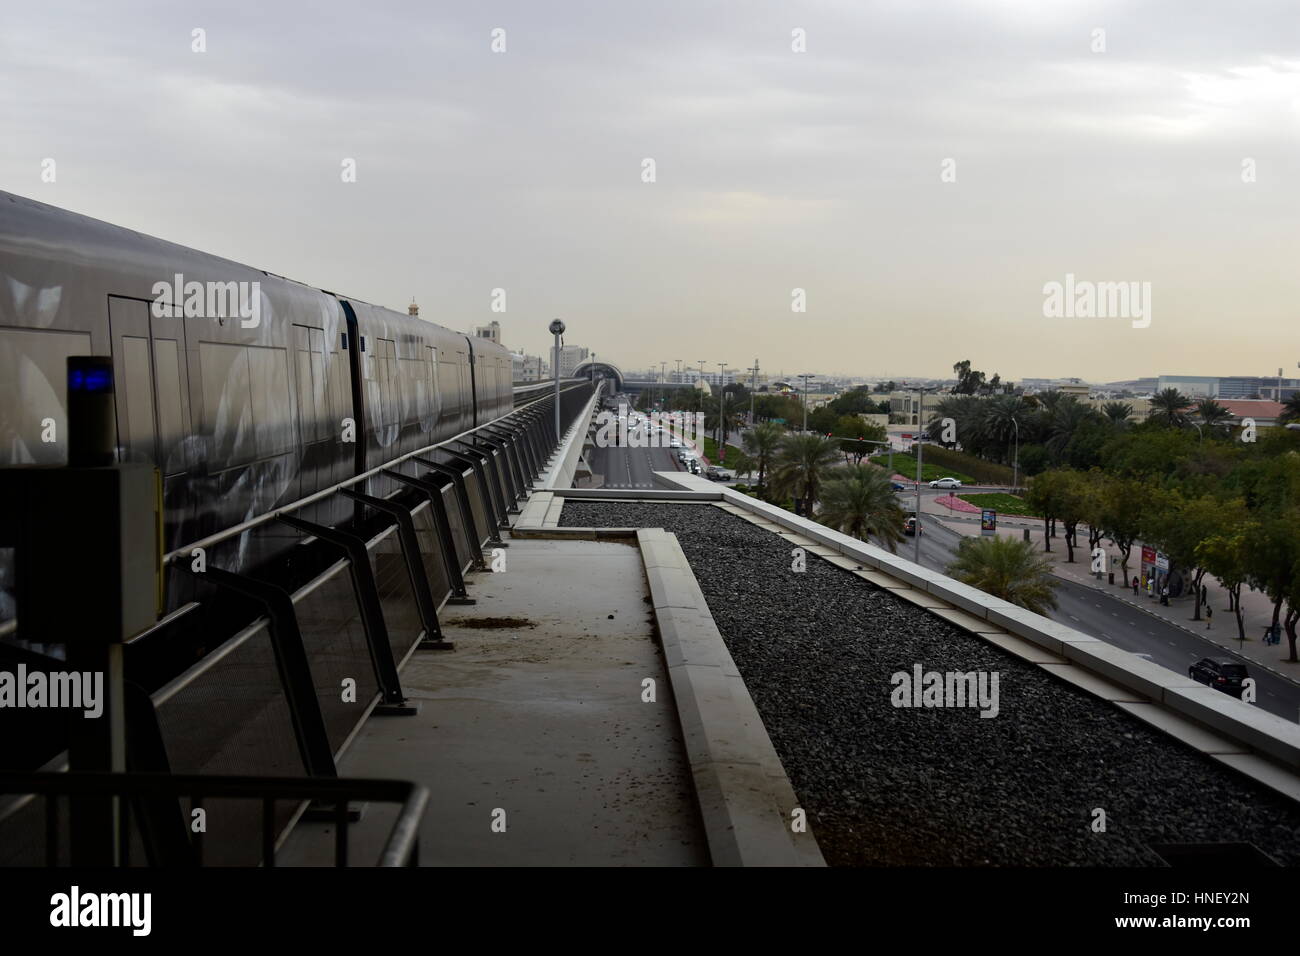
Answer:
[913,512,1300,723]
[588,429,683,489]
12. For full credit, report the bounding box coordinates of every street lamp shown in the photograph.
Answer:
[1011,416,1020,491]
[914,388,928,566]
[799,373,813,431]
[549,318,565,439]
[717,362,728,451]
[749,359,759,427]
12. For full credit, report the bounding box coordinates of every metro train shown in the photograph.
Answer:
[0,190,521,631]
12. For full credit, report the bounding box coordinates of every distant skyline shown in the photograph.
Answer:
[3,0,1297,381]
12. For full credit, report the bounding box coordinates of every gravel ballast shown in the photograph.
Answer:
[560,500,1300,866]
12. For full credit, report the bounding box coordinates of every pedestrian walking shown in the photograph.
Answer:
[1161,585,1169,606]
[1131,576,1139,595]
[1206,605,1213,630]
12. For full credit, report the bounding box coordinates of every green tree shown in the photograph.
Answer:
[1025,470,1065,554]
[740,421,784,493]
[1194,397,1232,433]
[1148,387,1193,428]
[952,359,986,395]
[1281,392,1300,424]
[828,414,886,463]
[1243,507,1300,652]
[1101,401,1133,426]
[1197,527,1254,643]
[946,536,1059,614]
[818,464,907,551]
[1143,491,1249,620]
[769,432,842,517]
[1088,474,1147,576]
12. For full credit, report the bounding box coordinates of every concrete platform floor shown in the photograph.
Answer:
[278,536,709,866]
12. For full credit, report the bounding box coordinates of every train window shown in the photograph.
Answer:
[309,328,327,440]
[120,335,156,463]
[400,356,427,421]
[427,346,440,421]
[247,345,292,459]
[0,326,92,465]
[199,341,255,465]
[375,338,402,428]
[152,338,186,473]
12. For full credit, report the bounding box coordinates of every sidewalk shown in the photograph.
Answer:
[928,509,1300,684]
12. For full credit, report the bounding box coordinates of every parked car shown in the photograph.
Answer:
[1188,658,1250,697]
[929,477,963,489]
[704,466,733,482]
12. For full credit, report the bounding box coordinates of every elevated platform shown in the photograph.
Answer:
[280,534,709,865]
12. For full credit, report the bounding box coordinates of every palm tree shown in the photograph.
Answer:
[769,432,841,516]
[740,421,784,492]
[982,394,1031,463]
[1282,393,1300,424]
[1044,397,1099,463]
[818,465,907,551]
[1148,387,1193,428]
[946,536,1059,614]
[1101,401,1133,426]
[1194,397,1232,434]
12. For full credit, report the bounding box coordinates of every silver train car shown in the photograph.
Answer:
[0,190,515,616]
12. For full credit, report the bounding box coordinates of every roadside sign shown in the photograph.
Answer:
[981,510,997,536]
[1155,551,1170,572]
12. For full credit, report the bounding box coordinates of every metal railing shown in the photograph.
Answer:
[0,771,429,867]
[2,770,428,868]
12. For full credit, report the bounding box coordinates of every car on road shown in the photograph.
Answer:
[891,481,907,491]
[704,466,733,482]
[929,477,963,489]
[687,459,702,475]
[1188,658,1250,697]
[669,437,682,447]
[903,516,921,536]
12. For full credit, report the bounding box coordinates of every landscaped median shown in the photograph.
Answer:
[869,453,972,484]
[954,492,1042,517]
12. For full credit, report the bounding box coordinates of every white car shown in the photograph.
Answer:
[929,477,963,489]
[669,437,682,448]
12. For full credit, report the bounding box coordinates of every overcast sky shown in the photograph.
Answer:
[3,0,1297,383]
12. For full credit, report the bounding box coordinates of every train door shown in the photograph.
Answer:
[106,295,194,549]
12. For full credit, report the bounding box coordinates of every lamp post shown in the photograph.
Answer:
[914,388,926,566]
[749,359,759,427]
[799,373,812,431]
[591,351,596,384]
[1011,416,1020,492]
[549,319,565,440]
[717,362,728,452]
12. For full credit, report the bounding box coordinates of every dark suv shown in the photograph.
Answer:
[1188,658,1250,698]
